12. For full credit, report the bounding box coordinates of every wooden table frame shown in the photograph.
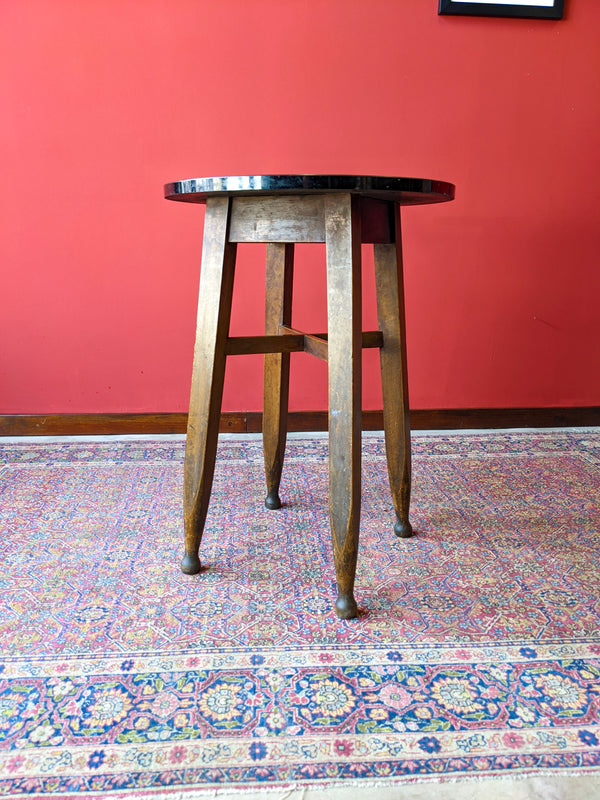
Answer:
[165,177,454,619]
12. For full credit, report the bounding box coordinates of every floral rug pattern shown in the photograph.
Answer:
[1,430,599,797]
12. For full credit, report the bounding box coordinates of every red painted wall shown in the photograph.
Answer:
[2,0,599,414]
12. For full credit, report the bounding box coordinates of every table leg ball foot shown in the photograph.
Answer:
[394,519,414,538]
[335,594,358,620]
[265,491,282,510]
[181,553,202,574]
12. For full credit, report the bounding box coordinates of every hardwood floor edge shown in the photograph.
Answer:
[1,408,599,436]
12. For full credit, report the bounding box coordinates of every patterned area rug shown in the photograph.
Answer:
[1,429,600,798]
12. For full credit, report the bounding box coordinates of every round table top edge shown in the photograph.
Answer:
[164,174,455,204]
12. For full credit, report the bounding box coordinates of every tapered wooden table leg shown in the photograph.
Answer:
[182,197,237,574]
[325,194,362,619]
[373,204,413,538]
[263,243,294,509]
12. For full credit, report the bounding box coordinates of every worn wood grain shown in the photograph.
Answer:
[230,196,325,242]
[181,196,237,575]
[225,334,304,355]
[374,204,413,538]
[276,327,383,363]
[263,243,295,509]
[302,333,329,362]
[325,193,362,619]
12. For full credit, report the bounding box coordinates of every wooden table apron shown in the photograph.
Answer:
[164,175,455,619]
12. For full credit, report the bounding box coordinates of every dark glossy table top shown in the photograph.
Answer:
[164,175,455,206]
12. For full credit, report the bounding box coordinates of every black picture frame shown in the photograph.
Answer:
[438,0,564,19]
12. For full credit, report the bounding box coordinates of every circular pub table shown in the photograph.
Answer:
[164,175,455,619]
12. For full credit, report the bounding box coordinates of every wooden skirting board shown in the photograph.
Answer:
[1,408,599,436]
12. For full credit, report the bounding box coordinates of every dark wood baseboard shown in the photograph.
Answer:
[1,407,598,437]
